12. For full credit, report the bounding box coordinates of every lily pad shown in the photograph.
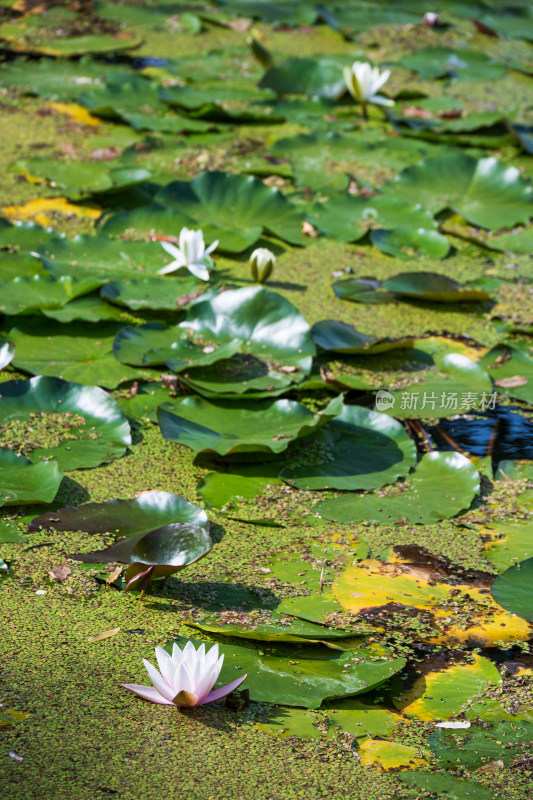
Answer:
[429,720,533,769]
[167,286,315,395]
[0,376,131,470]
[255,707,322,740]
[0,447,63,507]
[167,635,405,708]
[400,47,506,81]
[312,321,414,355]
[316,452,480,524]
[483,520,533,572]
[481,343,533,404]
[399,772,495,800]
[334,273,493,304]
[382,153,533,231]
[395,655,501,720]
[113,322,241,368]
[101,276,204,311]
[280,404,416,491]
[13,158,151,200]
[0,274,100,316]
[158,394,343,456]
[491,557,533,622]
[188,613,361,644]
[103,172,306,250]
[4,318,155,389]
[259,58,346,99]
[370,228,451,259]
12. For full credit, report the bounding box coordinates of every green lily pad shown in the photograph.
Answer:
[280,404,416,491]
[370,228,451,259]
[167,286,315,395]
[328,701,403,739]
[382,153,533,231]
[113,322,241,368]
[43,295,129,323]
[0,517,26,544]
[0,376,131,470]
[0,18,142,57]
[377,352,494,420]
[312,321,414,355]
[114,382,178,424]
[0,447,63,507]
[4,318,155,389]
[167,635,405,708]
[258,58,346,99]
[30,490,208,536]
[158,394,343,456]
[101,276,204,311]
[103,172,306,250]
[196,463,282,508]
[483,520,533,572]
[308,194,437,243]
[400,47,506,81]
[0,56,127,101]
[315,452,480,524]
[0,274,100,316]
[255,707,322,740]
[13,158,151,201]
[399,772,495,800]
[481,343,533,403]
[428,720,533,769]
[491,557,533,622]
[189,612,361,644]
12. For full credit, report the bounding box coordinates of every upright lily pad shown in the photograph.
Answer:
[158,395,343,456]
[0,376,131,470]
[382,153,533,231]
[491,558,533,622]
[316,452,480,524]
[167,635,405,708]
[280,404,416,491]
[0,447,63,507]
[30,490,208,536]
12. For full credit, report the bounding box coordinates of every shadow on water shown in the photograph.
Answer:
[146,579,279,612]
[425,406,533,464]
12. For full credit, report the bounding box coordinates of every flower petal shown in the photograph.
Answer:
[155,646,176,687]
[158,260,183,275]
[200,674,248,705]
[187,262,211,281]
[121,683,174,705]
[160,240,182,260]
[369,95,394,107]
[205,239,219,256]
[143,658,175,702]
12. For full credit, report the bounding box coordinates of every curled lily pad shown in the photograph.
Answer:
[491,557,533,622]
[30,490,208,536]
[0,447,63,507]
[158,395,343,456]
[400,47,506,81]
[316,452,480,524]
[0,376,131,470]
[102,172,306,250]
[382,153,533,231]
[167,635,405,708]
[312,320,413,355]
[334,272,493,304]
[281,404,416,491]
[188,613,361,644]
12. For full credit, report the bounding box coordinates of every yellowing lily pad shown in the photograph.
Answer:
[358,739,428,771]
[394,655,501,720]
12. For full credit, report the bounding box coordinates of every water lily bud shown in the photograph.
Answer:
[423,12,440,26]
[249,247,276,283]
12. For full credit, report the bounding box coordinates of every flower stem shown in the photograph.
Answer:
[361,101,368,120]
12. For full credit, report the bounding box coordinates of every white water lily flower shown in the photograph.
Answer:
[249,247,276,283]
[343,61,394,115]
[158,227,218,281]
[435,721,471,729]
[122,641,247,707]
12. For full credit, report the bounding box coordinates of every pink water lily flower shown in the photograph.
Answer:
[158,227,218,281]
[122,641,247,707]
